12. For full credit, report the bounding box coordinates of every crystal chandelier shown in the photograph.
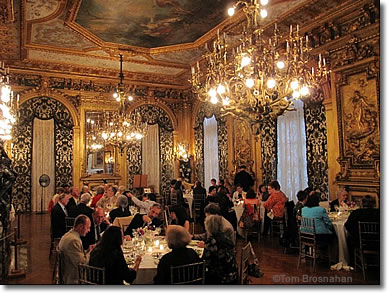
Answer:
[0,61,18,141]
[190,0,329,127]
[86,114,104,153]
[98,54,148,154]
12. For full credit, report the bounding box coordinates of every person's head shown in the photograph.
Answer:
[63,185,70,194]
[205,214,223,237]
[210,178,217,186]
[165,225,191,249]
[246,189,256,199]
[79,193,91,205]
[236,184,243,193]
[170,179,177,187]
[209,186,217,195]
[73,215,91,237]
[96,186,105,195]
[81,186,89,194]
[55,187,65,195]
[268,180,280,194]
[97,226,123,251]
[58,193,70,206]
[258,184,267,194]
[117,194,128,209]
[70,186,80,198]
[296,190,307,202]
[336,188,348,202]
[93,207,105,225]
[361,195,376,208]
[106,186,118,197]
[304,187,313,196]
[239,165,247,170]
[304,193,321,208]
[148,203,161,219]
[217,185,228,194]
[144,193,156,202]
[118,186,126,194]
[204,203,221,217]
[170,205,188,224]
[218,179,225,186]
[174,180,182,190]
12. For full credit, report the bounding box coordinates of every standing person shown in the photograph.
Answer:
[51,193,71,238]
[67,186,80,209]
[171,181,188,208]
[127,192,157,214]
[48,187,64,215]
[199,215,238,285]
[153,225,201,284]
[234,165,254,192]
[89,226,142,285]
[58,215,93,284]
[262,180,287,236]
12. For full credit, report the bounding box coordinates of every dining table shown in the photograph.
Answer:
[183,190,194,218]
[122,236,203,284]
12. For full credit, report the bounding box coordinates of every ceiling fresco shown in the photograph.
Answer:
[75,0,232,48]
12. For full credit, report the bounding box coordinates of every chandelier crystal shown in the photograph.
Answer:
[190,0,329,127]
[97,54,147,154]
[0,61,18,141]
[86,115,104,153]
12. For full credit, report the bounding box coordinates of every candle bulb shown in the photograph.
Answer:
[148,247,153,253]
[290,25,292,36]
[275,23,277,30]
[191,67,195,75]
[323,57,326,66]
[154,240,160,247]
[160,244,164,250]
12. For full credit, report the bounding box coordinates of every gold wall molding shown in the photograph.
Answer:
[0,0,15,24]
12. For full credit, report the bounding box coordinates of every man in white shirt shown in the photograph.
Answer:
[128,192,157,214]
[232,184,247,201]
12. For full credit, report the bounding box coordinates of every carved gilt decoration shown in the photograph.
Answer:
[232,119,254,179]
[260,118,277,185]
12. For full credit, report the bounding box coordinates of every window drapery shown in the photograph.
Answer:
[203,115,219,191]
[142,123,160,194]
[277,99,308,201]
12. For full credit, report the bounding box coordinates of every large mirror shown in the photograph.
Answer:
[85,111,115,175]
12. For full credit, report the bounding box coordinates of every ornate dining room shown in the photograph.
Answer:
[0,0,380,286]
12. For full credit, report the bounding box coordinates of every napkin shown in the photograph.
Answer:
[330,262,354,271]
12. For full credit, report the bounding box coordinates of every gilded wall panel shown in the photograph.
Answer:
[231,119,254,179]
[260,118,277,185]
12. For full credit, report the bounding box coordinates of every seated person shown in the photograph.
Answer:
[124,203,162,237]
[90,186,105,208]
[58,215,92,284]
[257,184,269,202]
[263,180,287,235]
[97,185,118,213]
[48,187,64,215]
[170,205,190,231]
[192,203,235,244]
[51,193,71,238]
[214,190,237,231]
[153,225,201,284]
[84,207,110,248]
[232,184,247,201]
[127,192,157,214]
[330,187,349,212]
[89,226,142,285]
[301,193,335,243]
[293,190,308,225]
[239,189,261,228]
[199,215,238,285]
[345,195,379,265]
[109,195,131,223]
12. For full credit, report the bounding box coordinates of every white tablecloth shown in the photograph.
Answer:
[183,192,194,218]
[331,218,349,267]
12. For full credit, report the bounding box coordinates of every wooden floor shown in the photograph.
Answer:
[2,213,380,285]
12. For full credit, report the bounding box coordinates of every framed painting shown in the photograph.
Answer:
[92,150,104,169]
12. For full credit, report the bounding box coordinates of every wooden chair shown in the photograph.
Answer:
[78,264,106,285]
[49,226,60,259]
[297,217,331,272]
[240,242,251,284]
[170,261,205,285]
[112,215,135,235]
[354,221,379,280]
[52,245,63,284]
[193,193,205,223]
[65,217,75,232]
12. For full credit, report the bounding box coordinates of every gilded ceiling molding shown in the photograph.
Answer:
[25,0,65,23]
[127,100,177,131]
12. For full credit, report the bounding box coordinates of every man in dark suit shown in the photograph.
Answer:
[124,203,162,237]
[51,193,71,238]
[86,207,110,247]
[234,165,254,192]
[69,193,94,248]
[67,186,80,211]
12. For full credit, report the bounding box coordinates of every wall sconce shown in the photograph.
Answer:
[176,144,190,162]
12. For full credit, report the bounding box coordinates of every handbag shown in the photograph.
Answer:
[248,245,264,278]
[238,204,259,229]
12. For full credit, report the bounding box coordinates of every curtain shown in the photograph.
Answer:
[31,118,55,212]
[142,124,160,194]
[277,99,308,202]
[203,115,219,190]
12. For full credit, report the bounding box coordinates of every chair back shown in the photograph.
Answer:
[358,221,379,252]
[300,217,316,235]
[170,261,205,285]
[52,245,64,284]
[112,215,135,235]
[78,264,106,285]
[193,193,205,220]
[240,242,251,284]
[65,217,75,232]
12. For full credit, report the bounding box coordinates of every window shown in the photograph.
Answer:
[203,115,219,190]
[277,99,308,201]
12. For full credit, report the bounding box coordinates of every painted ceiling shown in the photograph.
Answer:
[2,0,347,88]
